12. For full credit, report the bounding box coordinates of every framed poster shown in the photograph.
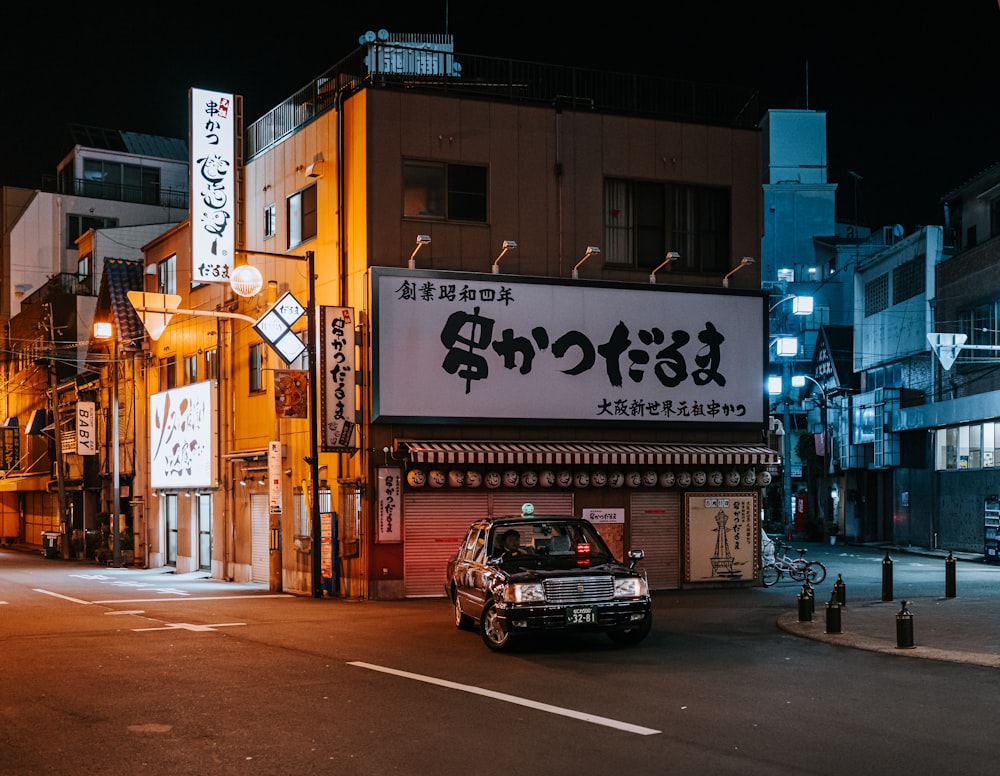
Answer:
[684,492,758,582]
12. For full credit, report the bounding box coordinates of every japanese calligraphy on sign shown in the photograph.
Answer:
[149,381,218,489]
[684,493,758,582]
[376,467,402,543]
[371,267,767,426]
[190,87,235,284]
[0,426,19,471]
[320,307,357,451]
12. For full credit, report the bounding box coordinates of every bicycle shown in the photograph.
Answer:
[761,540,827,587]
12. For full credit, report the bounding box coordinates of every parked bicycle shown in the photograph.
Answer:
[761,540,827,587]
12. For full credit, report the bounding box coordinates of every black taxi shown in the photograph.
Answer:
[445,503,652,651]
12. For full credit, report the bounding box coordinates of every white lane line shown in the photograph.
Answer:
[93,594,291,603]
[348,661,660,736]
[34,589,93,605]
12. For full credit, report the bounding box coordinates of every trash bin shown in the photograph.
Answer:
[42,531,61,559]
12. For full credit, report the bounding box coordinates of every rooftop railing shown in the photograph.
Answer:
[246,43,760,161]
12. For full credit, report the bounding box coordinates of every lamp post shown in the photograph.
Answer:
[769,289,813,541]
[235,249,324,598]
[793,373,833,536]
[93,320,121,568]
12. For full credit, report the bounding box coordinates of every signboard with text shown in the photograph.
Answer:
[190,87,236,284]
[371,267,767,427]
[320,306,357,451]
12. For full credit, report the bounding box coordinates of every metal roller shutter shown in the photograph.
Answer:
[403,493,489,597]
[250,494,270,584]
[489,492,574,516]
[630,492,682,590]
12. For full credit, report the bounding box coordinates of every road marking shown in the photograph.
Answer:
[34,589,93,604]
[348,661,661,736]
[94,594,291,603]
[132,622,246,632]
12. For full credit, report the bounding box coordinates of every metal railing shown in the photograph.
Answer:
[39,175,188,210]
[246,43,759,161]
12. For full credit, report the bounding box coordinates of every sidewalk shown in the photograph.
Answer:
[776,543,1000,668]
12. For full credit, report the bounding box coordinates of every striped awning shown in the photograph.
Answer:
[403,441,780,467]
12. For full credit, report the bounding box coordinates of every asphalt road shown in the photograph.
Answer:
[2,543,997,776]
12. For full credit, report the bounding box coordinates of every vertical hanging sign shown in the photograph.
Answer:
[320,307,357,451]
[376,467,402,544]
[268,440,282,514]
[76,401,96,455]
[190,87,236,284]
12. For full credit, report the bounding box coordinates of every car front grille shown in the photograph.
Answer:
[543,576,614,604]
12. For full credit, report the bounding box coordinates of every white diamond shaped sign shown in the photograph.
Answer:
[255,292,307,364]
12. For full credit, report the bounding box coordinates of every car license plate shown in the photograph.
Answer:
[566,606,596,625]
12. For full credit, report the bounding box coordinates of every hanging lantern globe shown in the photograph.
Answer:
[230,264,264,297]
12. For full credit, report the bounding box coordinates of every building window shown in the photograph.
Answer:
[863,274,889,317]
[264,204,276,239]
[287,185,317,249]
[603,178,730,273]
[77,253,93,294]
[81,159,161,204]
[249,343,264,393]
[892,257,925,304]
[66,214,118,248]
[205,348,218,381]
[184,354,198,384]
[959,301,996,361]
[161,355,176,390]
[157,255,177,295]
[934,422,1000,470]
[402,161,488,222]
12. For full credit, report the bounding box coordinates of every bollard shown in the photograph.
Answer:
[882,551,893,601]
[825,589,842,634]
[801,580,815,614]
[797,587,813,622]
[896,600,914,648]
[834,573,847,606]
[945,551,956,598]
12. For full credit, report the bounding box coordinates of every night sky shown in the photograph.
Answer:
[5,2,998,232]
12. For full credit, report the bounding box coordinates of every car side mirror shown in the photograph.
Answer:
[627,549,644,570]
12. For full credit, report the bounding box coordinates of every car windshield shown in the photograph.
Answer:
[489,520,613,561]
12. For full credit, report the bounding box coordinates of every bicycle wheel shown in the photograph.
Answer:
[805,561,827,585]
[788,562,807,582]
[761,563,781,587]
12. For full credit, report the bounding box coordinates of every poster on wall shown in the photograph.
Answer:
[684,492,758,582]
[376,467,402,543]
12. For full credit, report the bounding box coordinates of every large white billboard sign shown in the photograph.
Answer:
[190,88,236,284]
[371,268,767,427]
[149,381,218,489]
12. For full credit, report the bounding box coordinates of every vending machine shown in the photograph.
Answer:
[985,495,1000,564]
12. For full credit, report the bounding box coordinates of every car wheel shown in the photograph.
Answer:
[479,600,513,651]
[607,613,652,645]
[453,592,474,631]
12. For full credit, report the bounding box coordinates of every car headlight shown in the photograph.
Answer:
[500,582,545,603]
[613,577,649,598]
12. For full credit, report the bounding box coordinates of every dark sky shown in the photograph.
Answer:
[5,2,999,232]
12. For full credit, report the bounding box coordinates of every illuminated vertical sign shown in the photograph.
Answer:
[320,307,357,451]
[76,401,96,455]
[268,441,282,514]
[190,87,236,284]
[376,467,402,544]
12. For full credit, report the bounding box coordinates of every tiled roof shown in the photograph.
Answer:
[96,258,146,348]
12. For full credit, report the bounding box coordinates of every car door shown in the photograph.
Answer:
[454,524,489,619]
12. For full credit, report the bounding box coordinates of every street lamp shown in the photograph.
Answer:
[722,256,755,288]
[793,373,834,538]
[236,248,324,598]
[649,251,679,284]
[93,319,121,568]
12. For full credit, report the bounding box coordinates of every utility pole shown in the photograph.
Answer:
[45,304,69,556]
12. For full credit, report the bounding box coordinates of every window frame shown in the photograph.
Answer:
[402,160,488,223]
